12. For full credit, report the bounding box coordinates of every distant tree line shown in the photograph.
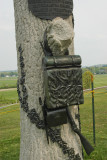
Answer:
[82,65,107,74]
[0,64,107,78]
[82,64,107,89]
[0,71,18,77]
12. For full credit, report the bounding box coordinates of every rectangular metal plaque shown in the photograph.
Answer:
[44,67,84,109]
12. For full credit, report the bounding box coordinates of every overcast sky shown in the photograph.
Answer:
[0,0,107,71]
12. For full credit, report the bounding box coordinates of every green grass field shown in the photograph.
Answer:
[0,104,20,160]
[0,89,18,106]
[94,74,107,88]
[81,88,107,160]
[0,88,107,160]
[0,77,17,89]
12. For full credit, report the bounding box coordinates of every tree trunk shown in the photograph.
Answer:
[13,0,83,159]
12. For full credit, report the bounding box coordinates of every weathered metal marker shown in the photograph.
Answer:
[40,33,94,155]
[28,0,73,20]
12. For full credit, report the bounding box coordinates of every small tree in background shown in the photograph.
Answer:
[83,71,93,89]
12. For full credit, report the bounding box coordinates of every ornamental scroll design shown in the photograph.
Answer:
[17,44,81,160]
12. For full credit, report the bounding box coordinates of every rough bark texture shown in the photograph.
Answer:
[13,0,83,160]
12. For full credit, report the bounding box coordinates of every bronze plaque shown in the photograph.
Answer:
[28,0,73,20]
[46,108,67,127]
[44,68,84,109]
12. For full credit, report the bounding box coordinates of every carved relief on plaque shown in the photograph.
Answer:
[44,68,84,109]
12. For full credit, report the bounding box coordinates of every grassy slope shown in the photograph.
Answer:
[0,104,20,160]
[0,89,18,106]
[0,89,107,160]
[81,88,107,160]
[0,77,17,89]
[94,74,107,88]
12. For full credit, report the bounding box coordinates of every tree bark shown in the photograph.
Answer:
[13,0,83,159]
